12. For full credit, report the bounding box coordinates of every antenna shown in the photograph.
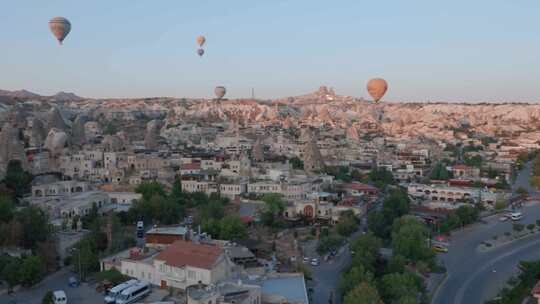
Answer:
[251,88,255,100]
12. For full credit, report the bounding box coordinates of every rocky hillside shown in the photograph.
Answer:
[2,87,540,141]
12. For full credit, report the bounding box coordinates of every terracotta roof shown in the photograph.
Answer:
[155,240,222,270]
[344,182,378,192]
[452,164,471,170]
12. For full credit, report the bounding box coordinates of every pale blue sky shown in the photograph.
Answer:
[1,0,540,102]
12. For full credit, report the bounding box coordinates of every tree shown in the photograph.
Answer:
[336,211,359,237]
[513,223,524,234]
[527,224,535,233]
[536,219,540,228]
[0,195,15,223]
[2,259,20,290]
[261,194,285,227]
[464,155,483,168]
[494,199,506,211]
[135,181,166,201]
[430,162,452,180]
[16,206,50,249]
[391,216,433,263]
[317,235,343,255]
[369,167,394,188]
[380,272,423,303]
[218,216,248,240]
[290,157,304,170]
[344,282,383,304]
[516,186,529,198]
[338,264,374,297]
[19,256,45,286]
[350,233,382,271]
[387,255,407,274]
[4,160,32,197]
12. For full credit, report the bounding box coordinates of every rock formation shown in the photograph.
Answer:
[46,107,67,132]
[71,115,87,147]
[252,137,264,162]
[44,128,69,156]
[303,131,324,173]
[0,123,28,170]
[144,120,162,149]
[31,117,47,147]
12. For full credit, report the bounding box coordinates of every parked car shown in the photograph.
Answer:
[68,276,79,287]
[511,212,523,221]
[432,244,448,253]
[303,257,310,263]
[53,290,67,304]
[311,258,319,266]
[499,215,509,222]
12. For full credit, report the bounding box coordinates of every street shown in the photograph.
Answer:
[0,268,104,304]
[433,160,540,304]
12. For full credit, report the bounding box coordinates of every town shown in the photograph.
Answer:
[2,86,540,304]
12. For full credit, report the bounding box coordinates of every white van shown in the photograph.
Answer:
[115,282,150,304]
[53,290,67,304]
[511,212,523,221]
[104,279,138,304]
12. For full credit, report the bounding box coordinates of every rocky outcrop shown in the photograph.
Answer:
[144,120,163,149]
[303,130,324,173]
[252,137,264,162]
[71,115,87,147]
[46,107,67,132]
[0,123,28,170]
[44,128,69,156]
[31,117,47,147]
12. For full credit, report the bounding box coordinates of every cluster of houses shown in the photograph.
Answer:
[100,226,308,304]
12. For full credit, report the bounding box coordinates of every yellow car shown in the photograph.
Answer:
[432,245,448,253]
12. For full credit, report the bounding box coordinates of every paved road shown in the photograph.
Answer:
[433,161,540,304]
[0,268,104,304]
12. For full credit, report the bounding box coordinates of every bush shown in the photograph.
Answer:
[96,268,129,285]
[527,224,536,232]
[42,291,54,304]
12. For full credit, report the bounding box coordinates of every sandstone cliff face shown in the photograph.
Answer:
[4,87,540,143]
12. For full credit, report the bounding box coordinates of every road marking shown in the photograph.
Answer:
[453,236,540,304]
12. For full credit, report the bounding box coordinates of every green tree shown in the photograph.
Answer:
[135,181,166,201]
[430,162,452,180]
[19,256,45,286]
[369,167,394,188]
[344,282,383,304]
[527,224,535,233]
[513,223,524,234]
[336,211,359,237]
[42,291,54,304]
[464,155,483,168]
[261,194,285,227]
[290,157,304,170]
[2,259,20,290]
[338,264,374,297]
[391,216,433,263]
[0,195,15,223]
[317,235,343,255]
[379,272,423,303]
[4,160,32,197]
[494,199,506,211]
[386,254,407,274]
[517,186,529,198]
[16,206,50,249]
[218,216,248,240]
[350,233,382,271]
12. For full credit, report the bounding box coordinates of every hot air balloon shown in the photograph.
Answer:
[215,86,226,100]
[367,78,388,103]
[49,17,71,45]
[196,35,206,47]
[197,48,205,57]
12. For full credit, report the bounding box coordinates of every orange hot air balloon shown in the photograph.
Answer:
[215,86,226,99]
[367,78,388,103]
[196,35,206,47]
[49,17,71,45]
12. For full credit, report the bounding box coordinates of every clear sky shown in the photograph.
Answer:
[1,0,540,102]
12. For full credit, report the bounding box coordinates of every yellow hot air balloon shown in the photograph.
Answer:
[197,35,206,47]
[367,78,388,103]
[49,17,71,45]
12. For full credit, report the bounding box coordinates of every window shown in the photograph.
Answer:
[188,270,196,279]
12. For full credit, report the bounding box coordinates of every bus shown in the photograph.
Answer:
[115,282,150,304]
[104,279,138,304]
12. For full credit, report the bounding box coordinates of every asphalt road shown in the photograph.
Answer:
[0,268,104,304]
[433,161,540,304]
